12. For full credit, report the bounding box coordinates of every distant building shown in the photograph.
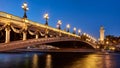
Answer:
[99,26,105,44]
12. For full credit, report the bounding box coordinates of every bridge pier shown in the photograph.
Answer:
[5,27,11,43]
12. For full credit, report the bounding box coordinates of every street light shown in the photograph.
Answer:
[73,27,76,34]
[43,13,49,38]
[21,2,29,49]
[21,2,29,19]
[56,20,62,36]
[83,33,86,36]
[44,13,49,25]
[106,41,109,50]
[57,20,62,29]
[78,29,81,36]
[66,24,70,32]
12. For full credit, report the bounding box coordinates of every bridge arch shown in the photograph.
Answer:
[45,39,96,49]
[0,37,96,51]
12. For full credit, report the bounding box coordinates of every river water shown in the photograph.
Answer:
[0,52,120,68]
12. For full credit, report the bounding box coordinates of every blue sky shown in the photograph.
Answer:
[0,0,120,39]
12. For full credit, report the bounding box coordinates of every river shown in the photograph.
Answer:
[0,52,120,68]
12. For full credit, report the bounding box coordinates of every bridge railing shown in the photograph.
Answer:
[0,11,22,21]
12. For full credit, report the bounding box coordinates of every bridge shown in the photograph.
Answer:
[0,11,97,52]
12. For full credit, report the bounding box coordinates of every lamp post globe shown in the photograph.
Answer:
[78,29,81,36]
[66,24,70,32]
[73,27,76,34]
[57,20,62,29]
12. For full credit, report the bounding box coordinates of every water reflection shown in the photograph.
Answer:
[103,54,116,68]
[65,53,117,68]
[45,54,52,68]
[25,54,30,68]
[66,54,101,68]
[0,53,120,68]
[32,54,38,68]
[104,54,111,68]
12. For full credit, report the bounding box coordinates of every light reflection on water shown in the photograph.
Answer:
[67,54,112,68]
[0,53,120,68]
[45,54,52,68]
[32,54,38,68]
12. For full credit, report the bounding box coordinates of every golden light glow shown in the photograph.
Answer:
[7,14,12,18]
[66,24,70,29]
[44,13,49,19]
[32,54,38,68]
[96,45,100,48]
[73,27,76,31]
[78,29,81,33]
[25,19,28,22]
[110,47,115,50]
[83,33,86,35]
[86,34,89,37]
[46,54,52,68]
[106,41,109,44]
[69,54,104,68]
[22,18,29,23]
[88,35,90,38]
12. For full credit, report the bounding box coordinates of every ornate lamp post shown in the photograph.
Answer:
[56,20,62,36]
[21,2,29,41]
[57,20,62,29]
[78,29,81,36]
[73,27,76,34]
[66,24,70,32]
[44,13,49,38]
[44,13,49,25]
[21,2,29,19]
